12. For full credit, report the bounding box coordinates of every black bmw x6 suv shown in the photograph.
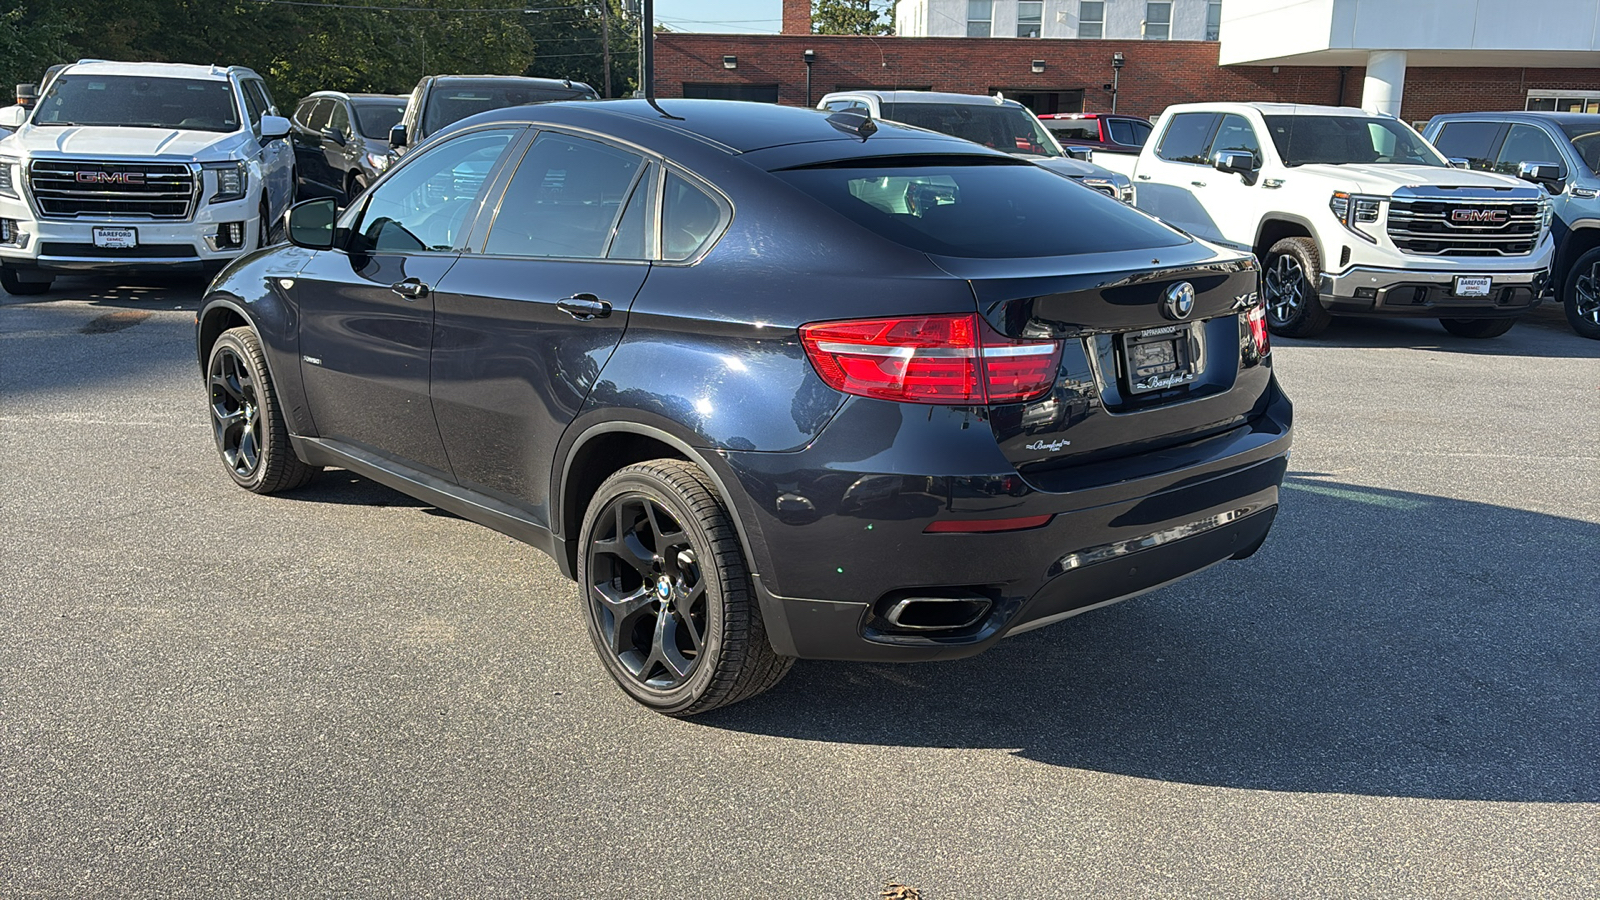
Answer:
[197,100,1292,714]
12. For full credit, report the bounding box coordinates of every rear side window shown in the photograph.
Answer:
[1155,112,1220,163]
[1431,121,1505,171]
[662,172,725,261]
[774,158,1188,259]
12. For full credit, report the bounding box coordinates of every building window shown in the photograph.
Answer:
[967,0,993,37]
[1079,0,1104,39]
[682,83,780,103]
[1527,90,1600,113]
[1206,0,1222,40]
[1018,1,1043,37]
[1144,1,1172,40]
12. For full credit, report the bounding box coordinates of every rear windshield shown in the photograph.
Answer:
[423,82,595,134]
[880,102,1063,158]
[352,101,406,140]
[34,74,240,132]
[775,158,1187,259]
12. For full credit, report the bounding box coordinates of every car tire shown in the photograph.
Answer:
[578,459,793,716]
[1,265,52,296]
[1562,247,1600,340]
[1439,317,1516,339]
[1263,236,1332,338]
[207,326,320,493]
[348,173,368,205]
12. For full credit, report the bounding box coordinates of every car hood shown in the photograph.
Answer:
[6,124,249,161]
[1028,156,1122,181]
[1294,163,1532,195]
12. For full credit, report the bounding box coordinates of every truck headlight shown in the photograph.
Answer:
[0,156,18,198]
[203,161,249,204]
[1330,191,1382,243]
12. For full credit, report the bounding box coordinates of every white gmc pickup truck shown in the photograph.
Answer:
[0,60,296,295]
[1114,102,1554,338]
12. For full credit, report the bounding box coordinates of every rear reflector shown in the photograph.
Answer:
[924,514,1054,534]
[799,313,1060,404]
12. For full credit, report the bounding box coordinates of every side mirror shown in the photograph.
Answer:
[1214,150,1257,176]
[259,114,291,141]
[287,198,339,251]
[15,83,37,107]
[322,127,348,146]
[389,124,408,149]
[1517,160,1565,194]
[0,105,26,128]
[1065,145,1094,163]
[1447,157,1471,169]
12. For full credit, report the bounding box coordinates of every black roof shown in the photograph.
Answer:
[450,98,1009,159]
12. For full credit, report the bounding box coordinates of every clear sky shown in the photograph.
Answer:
[655,0,784,34]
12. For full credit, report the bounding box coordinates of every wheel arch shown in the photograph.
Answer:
[1554,221,1600,294]
[196,298,252,374]
[1254,216,1321,267]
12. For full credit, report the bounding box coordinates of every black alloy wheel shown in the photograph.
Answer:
[207,327,320,493]
[1564,248,1600,340]
[579,460,792,715]
[1262,236,1332,338]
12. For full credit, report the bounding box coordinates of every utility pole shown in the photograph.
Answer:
[641,0,654,98]
[601,1,612,99]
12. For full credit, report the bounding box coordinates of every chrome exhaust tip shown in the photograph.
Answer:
[883,596,993,631]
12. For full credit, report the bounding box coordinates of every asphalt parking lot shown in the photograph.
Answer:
[2,276,1596,898]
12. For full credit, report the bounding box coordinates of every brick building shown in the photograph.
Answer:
[651,0,1600,124]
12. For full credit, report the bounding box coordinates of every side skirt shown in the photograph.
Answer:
[291,435,575,580]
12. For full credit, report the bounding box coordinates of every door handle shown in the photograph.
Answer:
[557,293,613,321]
[1191,180,1208,187]
[391,278,430,300]
[1137,174,1152,180]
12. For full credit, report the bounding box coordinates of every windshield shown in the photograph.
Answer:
[1558,120,1600,174]
[880,102,1064,158]
[353,101,406,140]
[33,74,240,132]
[1263,115,1445,167]
[422,82,595,135]
[775,157,1186,259]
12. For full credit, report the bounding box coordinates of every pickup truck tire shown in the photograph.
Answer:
[579,459,793,716]
[1562,247,1600,340]
[1439,317,1516,339]
[207,326,321,493]
[0,265,51,296]
[1263,237,1332,338]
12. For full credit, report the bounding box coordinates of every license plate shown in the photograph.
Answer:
[92,227,138,249]
[1454,275,1492,297]
[1120,324,1201,394]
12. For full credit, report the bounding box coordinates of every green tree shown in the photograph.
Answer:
[812,0,893,35]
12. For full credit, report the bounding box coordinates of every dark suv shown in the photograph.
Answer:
[1425,111,1600,338]
[290,91,407,204]
[388,74,597,156]
[197,100,1291,715]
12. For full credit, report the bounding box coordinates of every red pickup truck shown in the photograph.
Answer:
[1038,113,1152,155]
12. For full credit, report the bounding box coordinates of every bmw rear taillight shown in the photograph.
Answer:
[1243,299,1270,365]
[799,314,1060,404]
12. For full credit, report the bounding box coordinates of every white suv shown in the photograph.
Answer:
[0,60,296,295]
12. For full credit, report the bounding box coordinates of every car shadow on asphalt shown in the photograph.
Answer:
[1,275,208,311]
[1275,309,1600,358]
[700,476,1599,803]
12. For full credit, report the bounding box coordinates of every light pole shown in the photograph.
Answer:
[1110,51,1124,113]
[804,48,815,107]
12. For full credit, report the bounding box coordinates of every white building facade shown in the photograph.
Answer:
[894,0,1224,41]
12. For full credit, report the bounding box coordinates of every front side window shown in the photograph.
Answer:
[483,132,645,259]
[1494,124,1565,176]
[1211,114,1262,167]
[326,101,351,139]
[775,158,1187,259]
[967,0,993,37]
[239,81,266,129]
[1432,121,1505,171]
[357,128,517,253]
[1263,115,1445,167]
[1206,0,1222,40]
[1079,1,1104,39]
[1145,1,1172,39]
[304,99,334,134]
[33,74,241,132]
[1558,119,1600,174]
[1155,112,1220,164]
[1018,1,1043,37]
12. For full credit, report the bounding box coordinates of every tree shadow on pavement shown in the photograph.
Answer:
[703,476,1599,803]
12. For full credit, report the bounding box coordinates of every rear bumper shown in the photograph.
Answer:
[724,381,1293,662]
[1320,264,1549,318]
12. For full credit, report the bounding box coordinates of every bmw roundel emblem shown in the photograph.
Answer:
[1164,282,1196,321]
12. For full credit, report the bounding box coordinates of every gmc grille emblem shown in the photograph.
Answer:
[1451,208,1507,224]
[75,171,145,185]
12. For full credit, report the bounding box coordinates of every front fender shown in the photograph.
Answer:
[196,245,320,435]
